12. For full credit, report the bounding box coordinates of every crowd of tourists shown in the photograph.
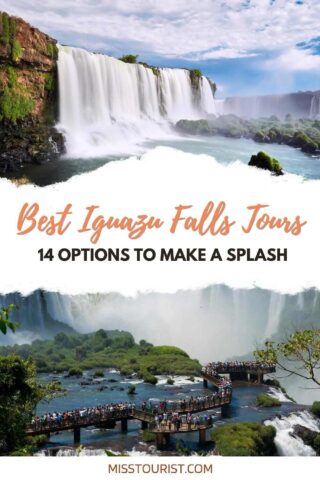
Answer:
[30,389,232,431]
[153,412,212,431]
[141,390,231,416]
[31,402,136,430]
[203,360,276,376]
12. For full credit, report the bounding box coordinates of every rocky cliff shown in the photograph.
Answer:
[0,11,64,172]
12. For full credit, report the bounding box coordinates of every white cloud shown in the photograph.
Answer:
[0,0,320,62]
[199,49,260,60]
[265,47,320,72]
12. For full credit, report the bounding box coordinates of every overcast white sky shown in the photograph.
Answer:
[1,0,319,96]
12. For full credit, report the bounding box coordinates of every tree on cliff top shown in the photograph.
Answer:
[254,328,320,387]
[0,304,18,334]
[119,54,138,64]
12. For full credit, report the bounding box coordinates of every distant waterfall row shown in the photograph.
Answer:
[1,287,320,362]
[310,94,320,119]
[217,91,320,119]
[57,46,216,157]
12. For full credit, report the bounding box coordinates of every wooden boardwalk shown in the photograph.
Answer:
[26,394,232,446]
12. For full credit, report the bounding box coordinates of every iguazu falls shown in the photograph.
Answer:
[0,5,320,460]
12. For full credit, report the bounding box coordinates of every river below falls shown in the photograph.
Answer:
[35,369,309,456]
[6,134,320,186]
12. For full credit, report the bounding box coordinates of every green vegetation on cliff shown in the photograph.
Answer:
[11,39,22,62]
[0,329,201,381]
[0,12,22,62]
[119,54,138,64]
[311,401,320,418]
[0,65,34,121]
[256,393,281,407]
[0,12,10,45]
[211,422,277,456]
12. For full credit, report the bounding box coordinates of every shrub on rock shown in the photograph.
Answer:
[249,151,283,175]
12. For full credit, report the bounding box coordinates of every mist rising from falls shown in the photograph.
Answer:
[2,287,320,357]
[57,46,216,157]
[217,91,319,119]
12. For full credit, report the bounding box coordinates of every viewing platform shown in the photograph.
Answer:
[26,392,232,447]
[202,361,276,386]
[151,418,213,448]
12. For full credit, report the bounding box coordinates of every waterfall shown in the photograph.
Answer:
[218,91,318,119]
[2,287,320,403]
[265,411,320,456]
[310,95,320,119]
[57,46,216,157]
[2,287,320,357]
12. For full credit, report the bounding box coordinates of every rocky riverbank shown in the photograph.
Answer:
[0,11,65,172]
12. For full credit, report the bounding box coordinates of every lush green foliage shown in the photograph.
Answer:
[249,151,283,175]
[11,39,22,62]
[311,401,320,418]
[0,329,201,381]
[176,115,320,153]
[256,394,281,408]
[44,73,55,92]
[142,429,156,442]
[167,377,174,385]
[255,329,320,386]
[0,304,18,334]
[0,86,34,121]
[0,12,21,62]
[190,69,202,78]
[47,42,58,59]
[0,66,34,122]
[211,422,276,456]
[0,12,10,45]
[119,54,138,64]
[7,66,17,88]
[0,355,64,454]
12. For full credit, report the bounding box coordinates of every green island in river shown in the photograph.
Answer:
[0,329,201,384]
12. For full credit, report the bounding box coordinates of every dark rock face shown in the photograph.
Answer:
[0,119,65,172]
[292,424,320,454]
[0,11,64,172]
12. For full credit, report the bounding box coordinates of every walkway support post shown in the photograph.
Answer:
[74,426,81,444]
[203,378,208,388]
[156,432,170,449]
[221,404,230,418]
[199,429,206,445]
[121,418,128,433]
[141,420,149,430]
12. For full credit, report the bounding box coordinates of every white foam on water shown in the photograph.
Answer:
[265,411,320,456]
[268,387,292,403]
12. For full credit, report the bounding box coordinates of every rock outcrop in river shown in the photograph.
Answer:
[0,11,65,172]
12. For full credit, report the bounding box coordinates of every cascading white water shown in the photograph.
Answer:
[1,287,319,356]
[57,46,216,157]
[265,411,320,456]
[310,95,320,119]
[218,92,319,119]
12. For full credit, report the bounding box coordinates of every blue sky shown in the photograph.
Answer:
[1,0,320,97]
